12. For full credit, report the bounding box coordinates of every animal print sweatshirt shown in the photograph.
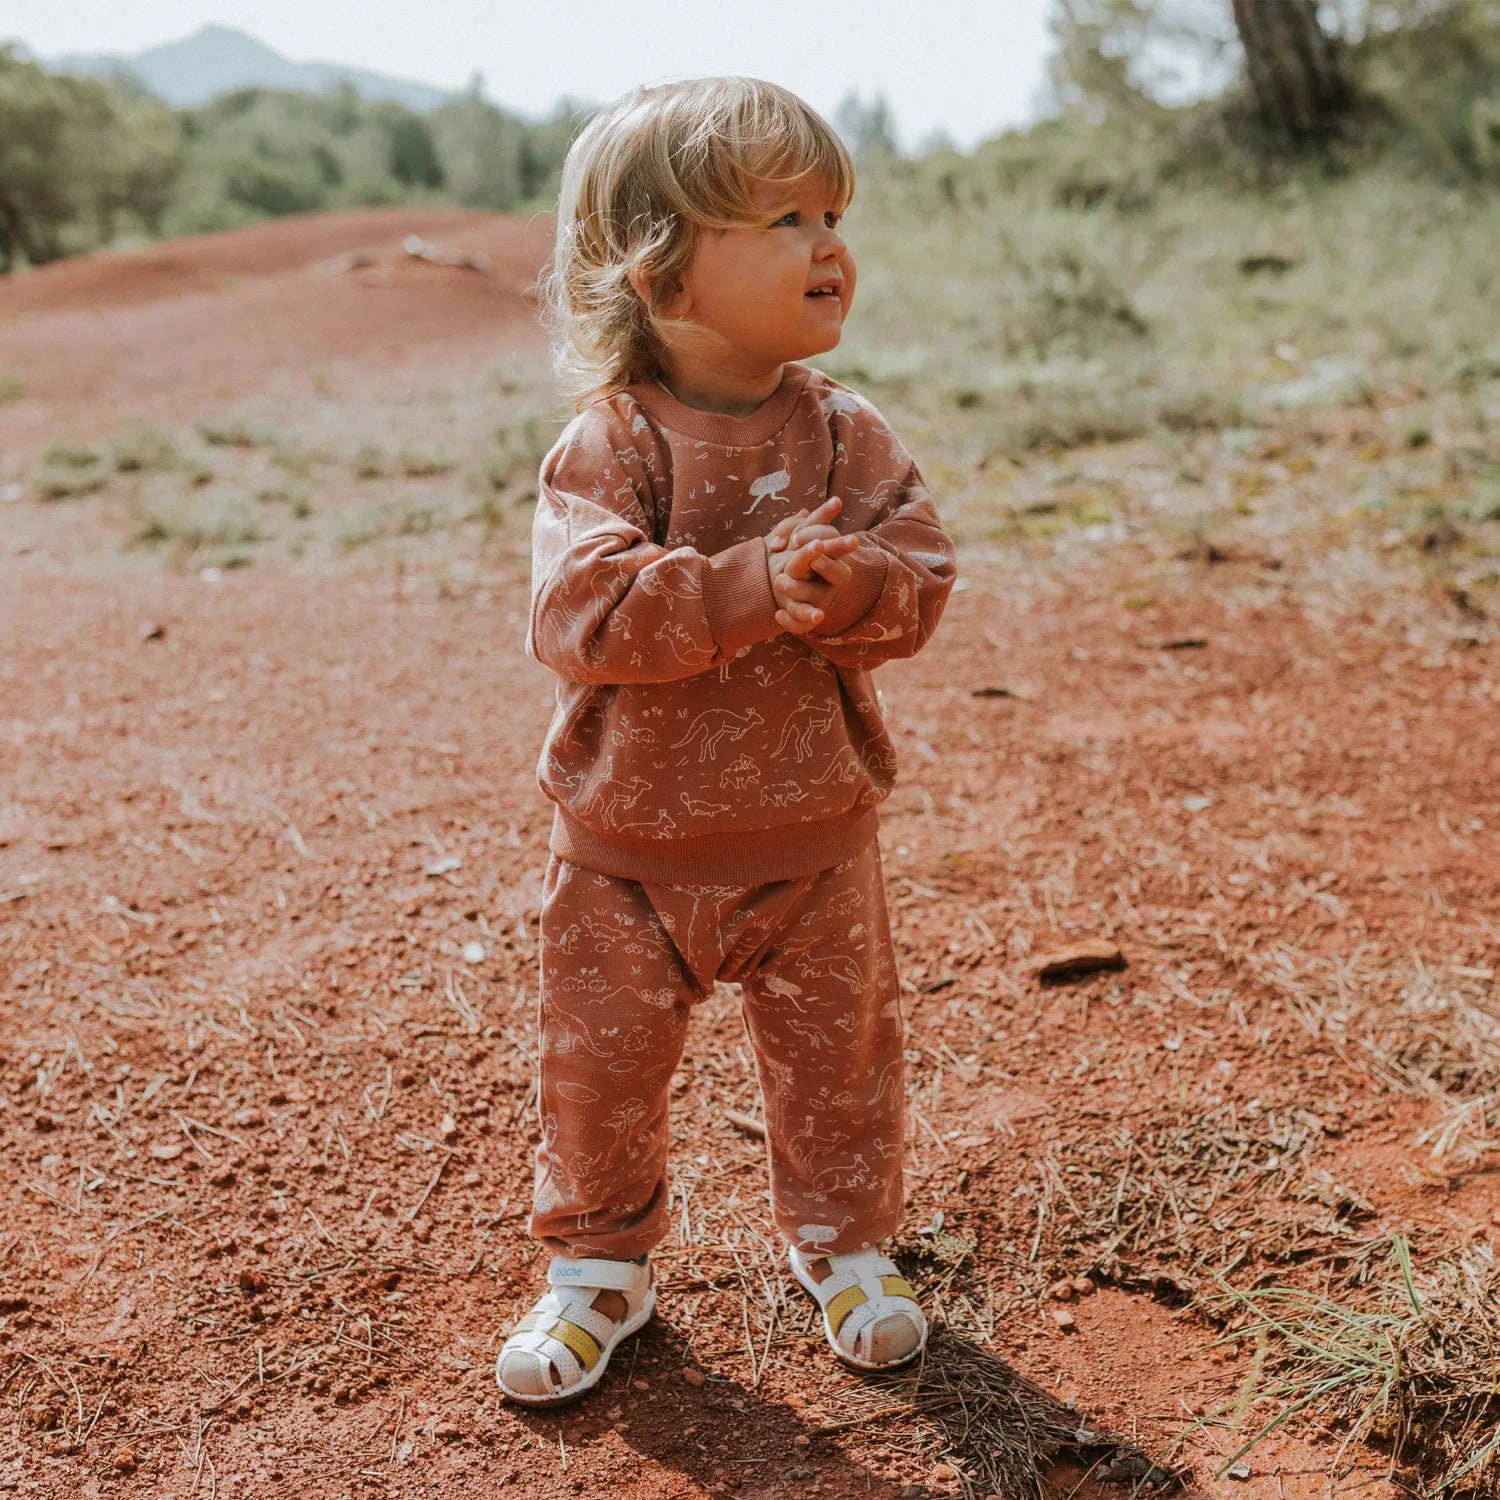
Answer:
[526,360,958,884]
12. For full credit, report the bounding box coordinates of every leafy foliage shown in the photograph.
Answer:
[833,90,900,157]
[0,52,581,269]
[1047,0,1500,178]
[165,82,576,234]
[1355,0,1500,176]
[0,46,182,267]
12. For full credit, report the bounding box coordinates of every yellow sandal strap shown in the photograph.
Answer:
[824,1276,918,1336]
[825,1283,867,1334]
[515,1310,603,1372]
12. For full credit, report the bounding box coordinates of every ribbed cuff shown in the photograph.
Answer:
[811,547,889,637]
[703,536,784,655]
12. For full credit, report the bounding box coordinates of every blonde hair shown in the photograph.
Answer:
[539,77,856,413]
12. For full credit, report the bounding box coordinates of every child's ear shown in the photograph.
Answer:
[628,265,690,321]
[625,266,654,305]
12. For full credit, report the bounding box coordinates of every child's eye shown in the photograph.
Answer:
[773,210,843,229]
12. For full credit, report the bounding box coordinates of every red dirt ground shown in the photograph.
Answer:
[2,211,1497,1500]
[0,207,551,464]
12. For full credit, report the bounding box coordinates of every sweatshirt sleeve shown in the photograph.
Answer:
[526,408,784,685]
[798,453,958,671]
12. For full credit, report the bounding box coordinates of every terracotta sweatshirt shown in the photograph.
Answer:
[526,360,958,884]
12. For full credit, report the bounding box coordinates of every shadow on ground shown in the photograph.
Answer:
[505,1315,1177,1498]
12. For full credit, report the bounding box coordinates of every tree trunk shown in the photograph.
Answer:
[0,189,53,269]
[1231,0,1352,142]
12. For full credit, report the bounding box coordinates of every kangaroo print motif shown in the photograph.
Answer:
[529,839,908,1261]
[523,364,955,1263]
[526,361,959,886]
[670,706,765,763]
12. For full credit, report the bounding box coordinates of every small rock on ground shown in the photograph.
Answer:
[1024,939,1127,982]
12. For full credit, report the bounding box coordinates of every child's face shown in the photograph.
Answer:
[662,174,856,371]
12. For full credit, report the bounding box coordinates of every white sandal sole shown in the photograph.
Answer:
[496,1284,656,1408]
[789,1250,927,1372]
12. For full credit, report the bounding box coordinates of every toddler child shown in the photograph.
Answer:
[496,75,959,1406]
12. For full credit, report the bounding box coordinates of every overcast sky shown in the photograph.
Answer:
[5,0,1057,152]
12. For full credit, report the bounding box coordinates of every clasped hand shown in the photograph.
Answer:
[763,496,859,636]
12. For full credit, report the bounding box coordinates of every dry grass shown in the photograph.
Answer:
[132,489,266,558]
[1244,944,1500,1176]
[823,1329,1177,1498]
[30,423,203,502]
[1364,968,1500,1172]
[1045,1105,1378,1300]
[1205,1237,1500,1495]
[10,381,560,570]
[30,440,116,500]
[839,153,1500,442]
[197,414,280,449]
[946,945,1500,1495]
[350,444,458,480]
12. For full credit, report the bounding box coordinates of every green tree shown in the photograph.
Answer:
[517,101,587,202]
[169,89,346,229]
[429,93,523,207]
[1354,0,1500,175]
[833,90,900,156]
[1231,0,1352,142]
[383,106,443,188]
[335,101,443,205]
[1046,0,1237,120]
[0,45,182,268]
[94,79,185,239]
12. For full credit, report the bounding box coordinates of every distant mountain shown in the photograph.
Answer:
[49,23,455,112]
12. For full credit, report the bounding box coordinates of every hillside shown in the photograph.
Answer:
[0,208,550,451]
[48,22,454,111]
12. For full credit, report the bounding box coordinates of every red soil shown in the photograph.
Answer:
[0,208,551,460]
[2,211,1497,1500]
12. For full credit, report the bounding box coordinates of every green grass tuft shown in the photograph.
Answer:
[1207,1238,1500,1493]
[108,421,183,474]
[133,490,265,551]
[197,414,277,449]
[31,441,114,500]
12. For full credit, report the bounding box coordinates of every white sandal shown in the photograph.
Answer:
[495,1254,655,1406]
[789,1245,928,1371]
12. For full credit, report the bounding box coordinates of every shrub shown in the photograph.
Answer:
[109,421,182,473]
[31,441,113,500]
[134,490,264,549]
[197,415,276,448]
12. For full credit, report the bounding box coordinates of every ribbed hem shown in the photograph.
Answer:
[703,536,782,654]
[550,804,881,884]
[629,364,813,447]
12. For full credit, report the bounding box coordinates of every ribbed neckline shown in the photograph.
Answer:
[627,363,813,447]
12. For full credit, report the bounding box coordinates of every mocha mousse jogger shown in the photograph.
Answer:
[529,838,908,1262]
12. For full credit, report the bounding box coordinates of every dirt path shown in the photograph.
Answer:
[2,212,1497,1499]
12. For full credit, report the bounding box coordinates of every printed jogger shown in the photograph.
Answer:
[529,837,908,1262]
